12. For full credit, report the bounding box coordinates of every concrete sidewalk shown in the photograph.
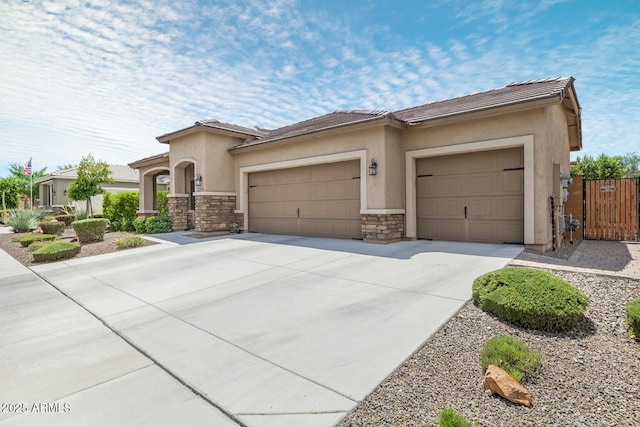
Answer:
[511,240,640,279]
[0,249,240,426]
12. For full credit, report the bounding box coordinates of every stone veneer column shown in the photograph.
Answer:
[167,195,189,231]
[194,194,237,232]
[361,214,405,243]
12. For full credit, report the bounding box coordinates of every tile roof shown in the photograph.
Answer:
[196,119,269,137]
[394,77,575,123]
[231,110,391,149]
[34,165,139,183]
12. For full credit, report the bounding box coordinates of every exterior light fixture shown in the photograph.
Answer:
[52,189,56,196]
[369,159,378,176]
[63,189,67,196]
[195,174,202,186]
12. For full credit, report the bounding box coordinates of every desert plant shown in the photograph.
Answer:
[19,233,58,247]
[115,235,145,250]
[626,298,640,340]
[480,336,542,382]
[39,220,66,235]
[6,210,38,233]
[473,267,588,332]
[32,208,49,221]
[32,240,81,262]
[74,207,88,220]
[133,216,146,233]
[438,408,475,427]
[72,218,109,243]
[144,214,172,234]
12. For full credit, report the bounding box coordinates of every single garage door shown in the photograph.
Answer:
[248,160,361,238]
[416,147,524,243]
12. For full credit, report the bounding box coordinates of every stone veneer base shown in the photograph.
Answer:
[361,214,405,243]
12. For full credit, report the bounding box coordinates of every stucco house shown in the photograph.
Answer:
[35,165,142,214]
[130,77,581,251]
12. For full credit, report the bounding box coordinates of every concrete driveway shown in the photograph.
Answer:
[14,234,521,426]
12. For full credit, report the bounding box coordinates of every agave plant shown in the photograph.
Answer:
[7,210,38,233]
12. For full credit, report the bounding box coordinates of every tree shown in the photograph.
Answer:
[56,163,77,172]
[570,154,626,180]
[0,177,20,210]
[7,162,47,203]
[65,154,114,216]
[622,153,640,178]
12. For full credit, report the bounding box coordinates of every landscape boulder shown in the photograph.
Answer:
[483,365,532,406]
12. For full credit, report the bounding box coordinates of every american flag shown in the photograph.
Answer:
[21,158,32,176]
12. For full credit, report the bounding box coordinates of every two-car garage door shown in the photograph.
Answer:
[416,148,524,244]
[248,161,361,239]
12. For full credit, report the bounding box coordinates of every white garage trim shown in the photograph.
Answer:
[405,135,534,244]
[193,192,237,196]
[236,150,368,219]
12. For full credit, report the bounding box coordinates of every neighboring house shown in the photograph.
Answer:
[129,77,582,251]
[35,165,147,214]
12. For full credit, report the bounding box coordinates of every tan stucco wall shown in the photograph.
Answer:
[168,131,244,194]
[136,161,170,212]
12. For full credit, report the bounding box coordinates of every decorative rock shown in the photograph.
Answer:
[483,365,532,406]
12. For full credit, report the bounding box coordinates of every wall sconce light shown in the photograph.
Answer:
[369,159,378,176]
[63,189,67,196]
[195,174,202,186]
[52,189,56,196]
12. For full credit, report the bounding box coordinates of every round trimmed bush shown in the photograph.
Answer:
[473,267,588,332]
[32,241,81,262]
[39,220,66,235]
[72,218,109,243]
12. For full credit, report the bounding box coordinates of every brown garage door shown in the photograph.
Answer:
[248,161,361,238]
[416,148,524,243]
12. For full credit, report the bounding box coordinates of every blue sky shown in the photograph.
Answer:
[0,0,638,177]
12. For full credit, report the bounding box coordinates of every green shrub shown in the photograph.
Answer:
[32,241,80,262]
[473,267,588,332]
[115,235,145,250]
[133,216,146,233]
[43,215,56,221]
[156,190,169,215]
[55,214,75,226]
[480,336,542,382]
[103,192,139,232]
[626,298,640,340]
[72,218,109,243]
[39,220,66,235]
[32,208,49,221]
[7,210,39,232]
[28,241,50,252]
[145,214,172,234]
[438,408,475,427]
[19,233,58,247]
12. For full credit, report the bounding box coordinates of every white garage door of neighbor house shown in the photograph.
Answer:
[248,160,361,239]
[416,147,524,244]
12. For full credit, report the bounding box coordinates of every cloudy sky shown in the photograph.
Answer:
[0,0,638,177]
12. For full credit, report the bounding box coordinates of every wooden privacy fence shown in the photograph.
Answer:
[584,178,639,241]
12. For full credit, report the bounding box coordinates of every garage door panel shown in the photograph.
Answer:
[416,148,524,243]
[249,161,361,238]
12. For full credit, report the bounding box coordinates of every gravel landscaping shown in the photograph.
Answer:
[0,226,155,266]
[338,270,640,427]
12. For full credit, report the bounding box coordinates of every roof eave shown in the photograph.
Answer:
[157,123,263,144]
[229,115,401,152]
[405,95,562,128]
